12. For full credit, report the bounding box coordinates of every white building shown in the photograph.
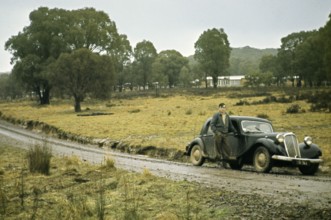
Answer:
[206,75,245,87]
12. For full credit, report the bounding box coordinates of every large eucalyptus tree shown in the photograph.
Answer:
[194,28,231,88]
[51,48,114,112]
[152,50,188,88]
[132,40,157,89]
[5,7,121,104]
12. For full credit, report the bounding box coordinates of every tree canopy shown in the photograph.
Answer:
[5,7,120,104]
[152,50,188,88]
[194,28,231,88]
[2,8,331,104]
[51,48,114,112]
[132,40,157,90]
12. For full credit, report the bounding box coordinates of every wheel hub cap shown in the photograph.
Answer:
[257,153,267,167]
[193,150,201,160]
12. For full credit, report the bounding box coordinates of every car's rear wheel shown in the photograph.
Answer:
[253,146,272,173]
[298,164,319,175]
[190,145,205,166]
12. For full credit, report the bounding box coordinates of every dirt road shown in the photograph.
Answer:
[1,119,331,214]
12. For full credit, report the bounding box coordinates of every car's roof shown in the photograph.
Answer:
[205,115,271,123]
[229,115,271,123]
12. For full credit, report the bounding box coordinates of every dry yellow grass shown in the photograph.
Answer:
[0,89,330,165]
[0,145,231,219]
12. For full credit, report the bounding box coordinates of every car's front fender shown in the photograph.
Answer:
[185,137,205,155]
[255,138,283,155]
[299,143,322,158]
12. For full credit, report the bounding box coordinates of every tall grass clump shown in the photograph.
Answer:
[101,156,115,170]
[0,176,7,215]
[27,144,52,175]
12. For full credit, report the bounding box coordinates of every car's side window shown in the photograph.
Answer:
[207,122,214,135]
[231,120,239,133]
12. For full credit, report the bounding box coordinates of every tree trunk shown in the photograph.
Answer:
[74,95,82,112]
[204,72,208,88]
[36,83,51,105]
[296,78,302,87]
[40,87,50,105]
[213,76,218,88]
[74,100,81,112]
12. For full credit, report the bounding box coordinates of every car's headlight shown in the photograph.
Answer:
[304,136,313,146]
[276,134,285,143]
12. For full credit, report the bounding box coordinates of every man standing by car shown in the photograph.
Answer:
[210,103,236,167]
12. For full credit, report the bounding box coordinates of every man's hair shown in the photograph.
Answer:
[219,103,226,108]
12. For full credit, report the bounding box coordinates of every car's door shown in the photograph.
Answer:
[223,120,242,160]
[201,121,218,159]
[225,133,241,159]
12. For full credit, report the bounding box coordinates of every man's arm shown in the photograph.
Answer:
[210,113,219,134]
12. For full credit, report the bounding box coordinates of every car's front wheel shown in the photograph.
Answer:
[253,146,272,173]
[190,145,205,166]
[298,164,319,175]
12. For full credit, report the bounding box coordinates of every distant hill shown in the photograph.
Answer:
[229,46,277,75]
[231,46,277,63]
[187,46,278,76]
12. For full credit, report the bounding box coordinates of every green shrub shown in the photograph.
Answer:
[185,109,193,115]
[257,113,269,119]
[128,109,140,113]
[286,104,301,114]
[27,144,52,175]
[235,99,250,106]
[308,91,331,112]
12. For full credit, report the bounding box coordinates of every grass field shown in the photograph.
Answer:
[0,87,330,166]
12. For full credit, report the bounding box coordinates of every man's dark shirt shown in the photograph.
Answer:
[210,112,236,135]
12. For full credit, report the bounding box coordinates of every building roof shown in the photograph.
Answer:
[218,75,245,80]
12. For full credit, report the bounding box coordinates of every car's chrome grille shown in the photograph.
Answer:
[284,134,301,158]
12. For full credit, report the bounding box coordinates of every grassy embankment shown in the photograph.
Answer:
[0,87,330,166]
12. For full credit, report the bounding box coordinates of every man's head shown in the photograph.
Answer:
[218,103,226,113]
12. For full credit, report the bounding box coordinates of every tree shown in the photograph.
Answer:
[132,40,157,89]
[259,55,277,73]
[0,73,23,100]
[277,31,312,87]
[178,66,192,87]
[152,50,188,88]
[320,13,331,84]
[295,31,325,86]
[194,28,231,88]
[51,49,114,112]
[109,34,132,92]
[5,7,66,104]
[259,55,282,86]
[5,7,121,104]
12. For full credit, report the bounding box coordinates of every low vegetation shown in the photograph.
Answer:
[0,145,229,219]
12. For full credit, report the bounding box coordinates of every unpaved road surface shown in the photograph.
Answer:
[1,119,331,218]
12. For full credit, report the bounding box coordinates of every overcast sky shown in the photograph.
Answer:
[0,0,330,73]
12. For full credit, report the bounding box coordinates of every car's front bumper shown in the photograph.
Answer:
[272,155,323,165]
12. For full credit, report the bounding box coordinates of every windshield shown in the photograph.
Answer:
[241,120,273,133]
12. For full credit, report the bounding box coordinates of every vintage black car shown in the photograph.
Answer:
[185,116,323,175]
